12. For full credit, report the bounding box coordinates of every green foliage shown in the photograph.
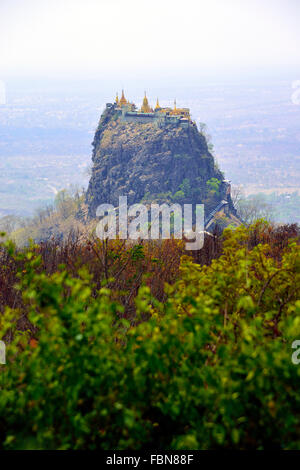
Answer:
[130,244,145,261]
[206,177,221,195]
[173,190,185,201]
[172,178,200,202]
[208,142,215,154]
[179,178,192,198]
[174,153,192,160]
[155,192,173,201]
[0,224,300,449]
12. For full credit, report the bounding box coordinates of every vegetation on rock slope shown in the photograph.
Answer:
[86,106,235,219]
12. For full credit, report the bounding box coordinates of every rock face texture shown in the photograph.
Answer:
[86,104,236,220]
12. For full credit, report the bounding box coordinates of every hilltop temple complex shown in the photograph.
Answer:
[106,90,195,128]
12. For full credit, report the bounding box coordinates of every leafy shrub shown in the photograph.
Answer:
[173,190,185,201]
[0,223,299,449]
[206,177,221,195]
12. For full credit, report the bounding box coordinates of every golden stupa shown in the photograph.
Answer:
[140,92,152,113]
[119,89,127,106]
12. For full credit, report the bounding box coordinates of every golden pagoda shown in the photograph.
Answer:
[171,99,180,115]
[141,92,152,113]
[109,90,192,126]
[170,98,190,119]
[119,89,127,107]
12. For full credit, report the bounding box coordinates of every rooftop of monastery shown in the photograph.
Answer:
[106,90,196,128]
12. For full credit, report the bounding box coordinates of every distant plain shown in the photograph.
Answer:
[0,77,299,220]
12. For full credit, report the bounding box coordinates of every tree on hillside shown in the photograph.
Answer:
[236,193,274,224]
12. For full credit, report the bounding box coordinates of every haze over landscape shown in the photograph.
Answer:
[0,0,299,219]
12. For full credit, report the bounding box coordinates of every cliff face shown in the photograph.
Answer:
[86,105,235,219]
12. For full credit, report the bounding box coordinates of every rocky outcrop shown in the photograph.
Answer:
[86,104,236,221]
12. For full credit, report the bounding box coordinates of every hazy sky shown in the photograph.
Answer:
[0,0,299,79]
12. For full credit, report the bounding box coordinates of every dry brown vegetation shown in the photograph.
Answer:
[1,221,299,339]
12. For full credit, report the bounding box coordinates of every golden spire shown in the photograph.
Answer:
[119,89,127,106]
[141,91,152,113]
[115,92,119,105]
[174,99,177,111]
[155,97,160,110]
